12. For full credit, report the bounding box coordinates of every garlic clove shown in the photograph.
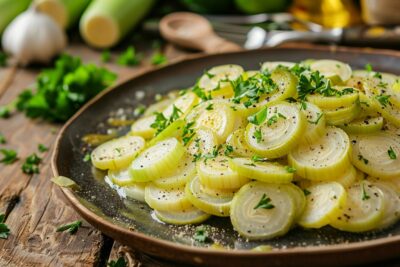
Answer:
[2,8,67,66]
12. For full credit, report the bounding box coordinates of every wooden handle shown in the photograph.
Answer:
[200,34,242,53]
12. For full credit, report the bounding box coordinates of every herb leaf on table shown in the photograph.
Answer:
[0,214,10,239]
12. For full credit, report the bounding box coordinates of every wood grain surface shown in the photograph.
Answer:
[1,40,400,267]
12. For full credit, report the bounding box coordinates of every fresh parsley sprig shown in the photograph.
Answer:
[22,153,42,174]
[0,213,10,239]
[150,105,182,135]
[0,149,18,164]
[108,257,127,267]
[248,107,268,125]
[254,194,275,210]
[193,225,211,243]
[56,220,82,234]
[388,146,397,160]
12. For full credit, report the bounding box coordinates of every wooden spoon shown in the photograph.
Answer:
[160,12,242,53]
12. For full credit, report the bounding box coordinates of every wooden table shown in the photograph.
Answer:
[0,40,400,267]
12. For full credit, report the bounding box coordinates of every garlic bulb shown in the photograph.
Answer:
[2,8,67,66]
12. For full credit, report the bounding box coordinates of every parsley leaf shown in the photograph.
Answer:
[388,146,397,160]
[193,225,210,243]
[107,257,127,267]
[56,220,82,234]
[303,189,311,196]
[254,194,275,210]
[205,103,214,110]
[22,153,41,174]
[133,104,146,116]
[285,166,296,173]
[361,183,370,201]
[101,50,111,63]
[248,107,268,125]
[0,133,5,144]
[358,154,369,165]
[83,153,91,162]
[38,144,48,153]
[0,213,10,239]
[0,149,18,164]
[365,63,372,73]
[15,54,117,122]
[0,51,7,67]
[150,105,182,135]
[117,46,141,66]
[151,52,168,66]
[192,85,211,101]
[251,155,267,162]
[182,121,196,146]
[224,145,234,156]
[307,112,323,125]
[254,128,262,143]
[0,106,10,118]
[375,95,390,107]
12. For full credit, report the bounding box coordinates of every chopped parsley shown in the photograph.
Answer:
[373,72,382,79]
[254,194,275,210]
[361,184,370,201]
[151,51,168,66]
[0,106,10,118]
[193,225,210,243]
[101,50,111,63]
[83,153,91,162]
[0,51,7,67]
[133,104,146,116]
[22,153,42,174]
[358,154,369,165]
[388,146,397,160]
[300,101,307,110]
[205,103,214,110]
[117,46,141,66]
[204,71,215,79]
[365,63,373,73]
[267,113,285,126]
[285,166,296,173]
[0,213,10,239]
[56,220,82,234]
[375,94,390,107]
[308,112,323,125]
[150,105,182,135]
[203,145,222,160]
[182,121,196,146]
[0,149,18,164]
[38,144,48,153]
[247,107,268,125]
[251,155,267,162]
[231,72,277,107]
[224,145,234,156]
[303,189,311,196]
[254,128,262,143]
[107,257,127,267]
[0,133,5,144]
[192,85,212,101]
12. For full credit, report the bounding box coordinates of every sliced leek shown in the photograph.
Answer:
[331,182,385,232]
[300,102,326,143]
[230,182,295,240]
[145,183,192,211]
[299,182,346,228]
[310,59,352,84]
[130,138,185,182]
[153,155,196,189]
[339,116,383,134]
[372,181,400,229]
[91,135,145,170]
[130,115,156,139]
[124,183,147,202]
[261,61,295,72]
[163,92,199,118]
[307,86,359,109]
[323,102,360,126]
[288,127,351,181]
[350,132,400,179]
[245,102,306,158]
[226,129,254,157]
[229,157,293,183]
[185,176,233,217]
[154,206,210,225]
[197,156,249,190]
[108,167,134,186]
[186,127,219,157]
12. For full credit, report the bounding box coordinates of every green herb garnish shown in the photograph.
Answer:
[22,153,41,174]
[56,220,82,234]
[388,146,397,160]
[365,63,372,73]
[361,184,370,201]
[0,149,18,164]
[248,107,268,125]
[308,112,323,125]
[254,194,275,210]
[101,50,111,63]
[38,144,48,153]
[117,46,141,66]
[358,154,369,165]
[254,128,262,143]
[375,94,390,107]
[150,105,182,135]
[182,121,195,146]
[0,213,10,239]
[285,166,296,173]
[0,106,10,118]
[206,103,214,110]
[0,52,7,67]
[224,145,234,156]
[133,104,146,116]
[151,52,168,66]
[251,155,267,162]
[83,153,91,162]
[303,189,311,196]
[0,133,5,144]
[193,225,210,243]
[192,85,212,101]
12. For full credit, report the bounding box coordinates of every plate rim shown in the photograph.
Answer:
[51,44,400,260]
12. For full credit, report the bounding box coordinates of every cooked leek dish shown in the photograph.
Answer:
[90,59,400,240]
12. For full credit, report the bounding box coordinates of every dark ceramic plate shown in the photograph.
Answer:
[52,46,400,267]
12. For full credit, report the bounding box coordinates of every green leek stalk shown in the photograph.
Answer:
[80,0,155,48]
[0,0,31,36]
[34,0,91,29]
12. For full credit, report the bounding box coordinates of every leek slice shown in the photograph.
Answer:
[154,205,210,225]
[153,155,196,189]
[310,59,352,84]
[197,156,249,190]
[300,102,326,143]
[288,127,351,181]
[261,61,295,72]
[145,183,192,211]
[285,183,306,221]
[186,128,219,157]
[350,132,400,179]
[245,102,306,158]
[307,86,359,109]
[163,92,199,118]
[124,183,147,202]
[197,64,244,98]
[226,129,254,157]
[130,138,185,182]
[130,115,156,139]
[339,116,383,134]
[372,181,400,229]
[230,182,295,240]
[229,157,293,183]
[323,102,360,126]
[299,182,346,229]
[383,121,400,136]
[144,98,174,117]
[108,167,134,186]
[330,182,385,232]
[148,119,185,146]
[91,135,145,170]
[185,176,233,217]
